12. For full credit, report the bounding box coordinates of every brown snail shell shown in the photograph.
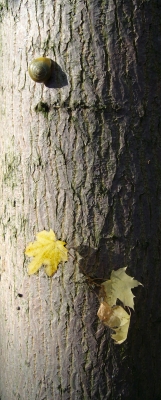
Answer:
[28,57,52,83]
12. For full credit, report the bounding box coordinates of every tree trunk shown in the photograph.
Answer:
[0,0,161,399]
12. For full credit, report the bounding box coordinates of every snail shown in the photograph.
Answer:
[28,57,52,83]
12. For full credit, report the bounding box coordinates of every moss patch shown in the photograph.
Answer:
[34,101,50,117]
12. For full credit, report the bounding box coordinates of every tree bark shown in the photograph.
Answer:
[0,0,161,399]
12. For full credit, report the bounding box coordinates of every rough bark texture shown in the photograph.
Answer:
[0,0,161,399]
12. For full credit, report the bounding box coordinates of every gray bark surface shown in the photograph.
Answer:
[0,0,161,399]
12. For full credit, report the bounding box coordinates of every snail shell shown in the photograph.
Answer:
[28,57,52,83]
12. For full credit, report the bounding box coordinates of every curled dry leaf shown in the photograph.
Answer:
[97,301,130,344]
[25,229,68,276]
[97,268,143,344]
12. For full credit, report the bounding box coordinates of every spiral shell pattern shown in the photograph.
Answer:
[28,57,51,83]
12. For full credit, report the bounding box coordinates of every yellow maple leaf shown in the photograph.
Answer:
[97,301,130,344]
[102,267,142,309]
[25,229,68,276]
